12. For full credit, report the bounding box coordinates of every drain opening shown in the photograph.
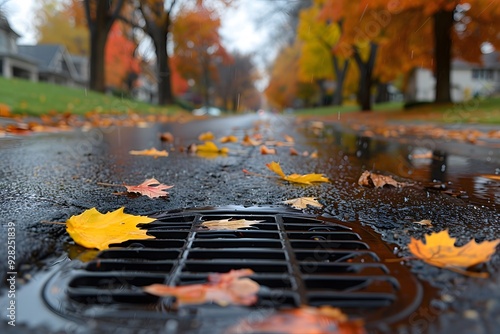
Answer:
[43,206,422,332]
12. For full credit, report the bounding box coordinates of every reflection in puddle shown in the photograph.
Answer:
[308,125,499,208]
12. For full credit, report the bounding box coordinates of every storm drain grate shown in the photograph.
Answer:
[42,206,422,332]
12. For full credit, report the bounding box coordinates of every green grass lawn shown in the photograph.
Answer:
[0,77,182,116]
[295,98,500,124]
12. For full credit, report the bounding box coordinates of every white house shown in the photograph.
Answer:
[0,13,38,81]
[405,52,500,102]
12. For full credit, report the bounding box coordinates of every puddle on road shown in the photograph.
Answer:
[303,124,499,209]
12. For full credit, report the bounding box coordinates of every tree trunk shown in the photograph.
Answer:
[433,10,454,103]
[89,30,107,92]
[353,43,378,111]
[375,82,390,103]
[153,31,173,106]
[332,56,349,106]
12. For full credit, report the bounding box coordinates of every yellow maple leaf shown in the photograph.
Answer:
[283,197,323,209]
[408,230,500,277]
[266,161,329,185]
[129,147,168,158]
[198,131,215,141]
[66,207,156,250]
[196,141,229,158]
[201,218,264,230]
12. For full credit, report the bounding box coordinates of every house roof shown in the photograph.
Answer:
[0,12,19,37]
[18,44,65,71]
[453,52,500,70]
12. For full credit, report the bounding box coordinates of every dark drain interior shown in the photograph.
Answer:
[43,206,422,332]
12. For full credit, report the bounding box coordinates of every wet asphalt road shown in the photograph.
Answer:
[1,112,499,333]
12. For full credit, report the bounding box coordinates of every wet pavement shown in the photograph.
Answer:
[1,112,499,333]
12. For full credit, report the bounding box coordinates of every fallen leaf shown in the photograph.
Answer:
[283,197,323,210]
[310,151,318,159]
[242,134,261,146]
[290,147,299,156]
[480,174,500,181]
[198,131,215,141]
[358,170,406,188]
[160,132,174,142]
[227,306,365,334]
[220,135,238,143]
[413,219,433,227]
[143,269,259,306]
[124,178,173,198]
[408,230,500,277]
[66,207,156,250]
[201,218,264,230]
[260,145,276,155]
[196,141,229,154]
[266,161,329,185]
[283,134,295,143]
[129,147,168,158]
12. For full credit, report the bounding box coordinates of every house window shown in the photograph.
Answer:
[472,69,494,80]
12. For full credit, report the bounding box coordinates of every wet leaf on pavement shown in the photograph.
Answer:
[219,135,238,143]
[129,147,168,158]
[227,306,365,334]
[66,207,156,250]
[159,132,174,142]
[143,269,259,306]
[198,131,215,141]
[124,178,173,198]
[266,161,329,185]
[201,218,264,230]
[408,230,500,277]
[283,197,322,209]
[358,170,406,188]
[260,145,276,155]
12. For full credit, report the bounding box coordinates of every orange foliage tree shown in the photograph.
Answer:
[172,6,231,108]
[105,22,141,92]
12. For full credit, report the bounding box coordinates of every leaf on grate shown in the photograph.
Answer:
[227,306,365,334]
[144,269,259,306]
[124,178,173,198]
[358,170,406,188]
[201,218,264,230]
[283,197,322,210]
[129,147,168,158]
[66,207,156,250]
[408,230,500,277]
[266,161,329,185]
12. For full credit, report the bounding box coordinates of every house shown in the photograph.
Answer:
[18,44,87,88]
[0,13,38,81]
[405,52,500,102]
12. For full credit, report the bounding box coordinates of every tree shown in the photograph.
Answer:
[173,6,230,108]
[34,0,88,56]
[83,0,125,93]
[132,0,231,106]
[297,2,349,106]
[105,22,141,92]
[215,52,260,111]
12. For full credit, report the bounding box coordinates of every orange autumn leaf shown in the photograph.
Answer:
[266,161,329,185]
[408,230,500,277]
[66,207,155,250]
[124,178,173,198]
[159,132,174,142]
[289,147,299,156]
[143,269,259,306]
[220,135,238,143]
[227,306,365,334]
[129,147,168,158]
[260,145,276,155]
[201,218,265,230]
[198,131,215,141]
[242,134,261,146]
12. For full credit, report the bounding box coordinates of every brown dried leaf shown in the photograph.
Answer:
[201,218,264,230]
[160,132,174,142]
[358,170,406,188]
[260,145,276,155]
[413,219,433,227]
[283,197,322,210]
